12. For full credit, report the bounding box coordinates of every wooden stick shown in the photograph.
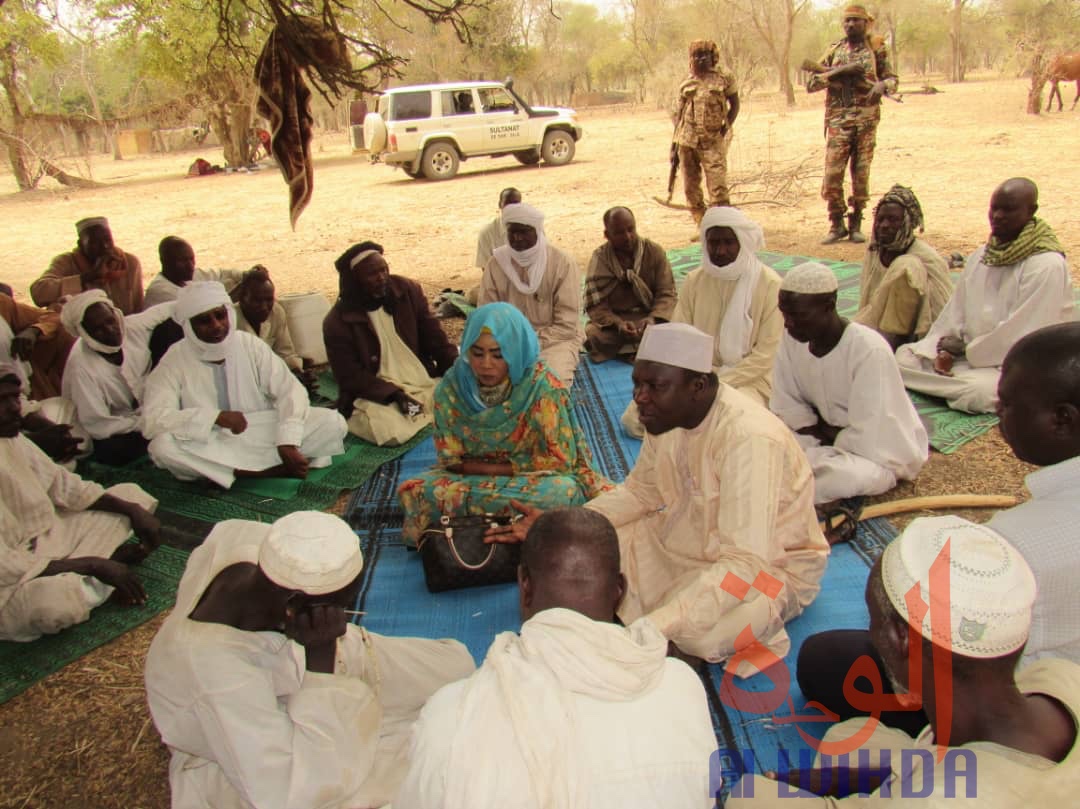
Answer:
[823,494,1020,530]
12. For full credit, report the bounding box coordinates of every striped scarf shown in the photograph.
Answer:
[870,184,923,253]
[983,218,1065,266]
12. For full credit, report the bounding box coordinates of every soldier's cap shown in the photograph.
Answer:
[689,39,718,58]
[842,5,873,21]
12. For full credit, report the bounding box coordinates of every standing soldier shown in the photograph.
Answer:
[673,39,741,225]
[807,5,897,244]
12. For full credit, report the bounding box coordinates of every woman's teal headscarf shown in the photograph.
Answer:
[447,302,540,413]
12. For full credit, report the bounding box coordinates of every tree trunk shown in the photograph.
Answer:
[948,0,964,83]
[1027,50,1046,115]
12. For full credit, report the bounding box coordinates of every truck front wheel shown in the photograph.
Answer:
[540,130,575,166]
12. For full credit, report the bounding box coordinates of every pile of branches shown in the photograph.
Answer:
[728,153,819,208]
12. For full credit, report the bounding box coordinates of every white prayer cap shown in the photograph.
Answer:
[500,202,545,230]
[881,516,1036,659]
[259,512,364,596]
[779,262,838,294]
[636,322,713,374]
[75,216,109,235]
[176,281,231,323]
[61,289,125,355]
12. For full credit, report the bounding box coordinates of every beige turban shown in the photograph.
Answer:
[882,516,1037,659]
[61,289,124,355]
[779,262,838,294]
[495,203,549,294]
[259,511,364,595]
[637,322,713,374]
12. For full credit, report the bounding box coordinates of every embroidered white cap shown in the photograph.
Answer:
[779,261,838,294]
[636,322,714,374]
[882,516,1037,659]
[259,511,364,595]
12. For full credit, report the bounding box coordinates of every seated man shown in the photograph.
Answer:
[897,177,1074,413]
[0,363,160,642]
[399,507,717,807]
[233,266,317,394]
[732,517,1080,806]
[466,187,521,306]
[323,242,458,446]
[854,185,953,349]
[771,262,927,506]
[143,282,347,488]
[479,202,585,384]
[494,323,829,669]
[32,217,144,315]
[584,206,677,363]
[1,284,74,400]
[61,290,175,466]
[143,236,246,308]
[1,285,85,464]
[796,321,1080,736]
[145,510,475,809]
[622,206,781,438]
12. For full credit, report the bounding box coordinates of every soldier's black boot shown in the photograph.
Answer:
[848,210,866,243]
[821,213,848,244]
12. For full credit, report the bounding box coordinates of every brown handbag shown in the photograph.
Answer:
[416,513,522,593]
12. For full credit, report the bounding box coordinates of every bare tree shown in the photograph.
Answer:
[736,0,809,106]
[948,0,970,82]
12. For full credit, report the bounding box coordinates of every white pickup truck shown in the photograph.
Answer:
[363,80,583,180]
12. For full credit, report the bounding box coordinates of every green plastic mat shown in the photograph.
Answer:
[0,544,189,705]
[78,430,431,523]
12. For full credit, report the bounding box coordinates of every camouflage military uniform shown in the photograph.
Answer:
[808,39,897,218]
[674,69,738,220]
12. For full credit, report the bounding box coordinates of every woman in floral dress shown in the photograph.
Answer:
[398,303,610,545]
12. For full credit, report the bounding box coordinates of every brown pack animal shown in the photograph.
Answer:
[1047,52,1080,111]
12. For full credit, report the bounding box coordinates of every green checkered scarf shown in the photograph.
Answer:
[984,217,1065,266]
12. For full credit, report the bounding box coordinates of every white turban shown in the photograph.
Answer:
[175,281,236,362]
[61,289,124,355]
[637,322,713,374]
[494,203,549,295]
[259,512,364,595]
[75,216,109,235]
[882,516,1037,659]
[779,262,838,294]
[699,206,766,369]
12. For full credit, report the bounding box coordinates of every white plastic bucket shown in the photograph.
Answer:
[279,292,332,365]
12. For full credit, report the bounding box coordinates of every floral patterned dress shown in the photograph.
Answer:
[397,361,611,545]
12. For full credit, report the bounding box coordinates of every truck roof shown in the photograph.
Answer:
[377,81,507,95]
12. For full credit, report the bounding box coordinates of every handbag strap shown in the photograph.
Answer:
[445,529,498,570]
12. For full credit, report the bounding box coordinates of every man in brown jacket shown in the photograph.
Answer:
[323,242,458,446]
[584,207,677,363]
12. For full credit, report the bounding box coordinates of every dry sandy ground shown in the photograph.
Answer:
[0,76,1073,808]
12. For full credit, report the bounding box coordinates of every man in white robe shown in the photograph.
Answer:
[730,517,1080,807]
[0,363,160,641]
[465,187,521,306]
[61,289,175,465]
[479,202,585,383]
[142,282,347,489]
[622,206,781,437]
[897,178,1075,413]
[145,511,475,809]
[398,507,717,809]
[494,323,829,669]
[771,262,927,505]
[143,236,246,308]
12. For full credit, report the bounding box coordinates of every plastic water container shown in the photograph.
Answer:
[279,292,332,365]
